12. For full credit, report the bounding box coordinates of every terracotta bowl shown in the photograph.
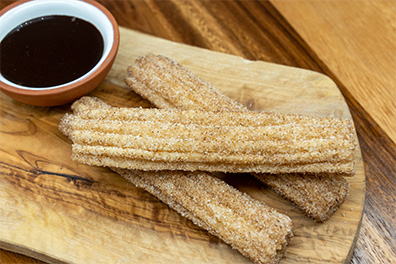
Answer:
[0,0,119,106]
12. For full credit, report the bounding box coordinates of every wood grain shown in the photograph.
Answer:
[345,87,396,264]
[0,27,364,263]
[1,0,395,263]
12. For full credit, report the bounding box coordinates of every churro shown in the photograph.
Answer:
[59,97,293,264]
[115,168,293,264]
[67,106,355,175]
[253,173,349,222]
[58,96,111,139]
[125,54,246,112]
[125,54,354,221]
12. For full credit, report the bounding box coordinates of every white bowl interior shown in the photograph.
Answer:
[0,0,115,90]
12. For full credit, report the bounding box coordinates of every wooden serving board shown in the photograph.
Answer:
[0,27,364,263]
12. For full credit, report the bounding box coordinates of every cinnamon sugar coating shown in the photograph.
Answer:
[125,54,356,221]
[59,96,293,264]
[126,54,246,112]
[254,173,349,222]
[115,168,293,264]
[67,106,355,175]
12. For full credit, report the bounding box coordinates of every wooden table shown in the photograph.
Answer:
[0,1,395,263]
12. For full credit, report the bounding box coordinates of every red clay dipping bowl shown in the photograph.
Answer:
[0,0,119,106]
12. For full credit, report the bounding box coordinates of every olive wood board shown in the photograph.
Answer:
[0,27,365,264]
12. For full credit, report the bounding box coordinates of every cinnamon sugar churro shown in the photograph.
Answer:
[116,169,293,264]
[125,54,355,221]
[126,55,246,112]
[59,97,293,264]
[253,173,349,222]
[67,105,355,175]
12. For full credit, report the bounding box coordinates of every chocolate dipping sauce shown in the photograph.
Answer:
[0,15,104,88]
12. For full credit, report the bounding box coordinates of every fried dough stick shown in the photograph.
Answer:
[59,97,293,264]
[125,54,353,222]
[67,105,355,175]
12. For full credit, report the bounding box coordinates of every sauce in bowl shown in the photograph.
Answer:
[0,15,104,88]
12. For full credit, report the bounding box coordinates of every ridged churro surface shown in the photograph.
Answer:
[59,96,293,264]
[254,173,349,222]
[68,106,356,175]
[125,54,355,221]
[126,54,247,112]
[115,168,293,264]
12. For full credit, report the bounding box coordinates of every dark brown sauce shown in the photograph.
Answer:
[0,15,104,88]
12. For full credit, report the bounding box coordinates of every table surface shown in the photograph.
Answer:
[0,1,395,263]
